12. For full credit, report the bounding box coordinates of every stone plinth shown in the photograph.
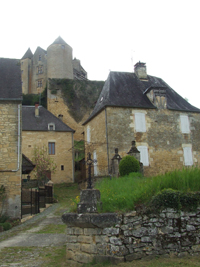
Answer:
[77,189,102,213]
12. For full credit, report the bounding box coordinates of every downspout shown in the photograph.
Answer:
[105,108,110,174]
[72,132,75,183]
[0,104,21,172]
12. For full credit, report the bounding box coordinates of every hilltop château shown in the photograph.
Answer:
[21,36,87,95]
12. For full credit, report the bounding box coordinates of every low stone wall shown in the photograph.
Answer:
[62,208,200,265]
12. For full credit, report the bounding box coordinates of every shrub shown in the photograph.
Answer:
[119,155,140,176]
[149,188,200,212]
[0,222,12,231]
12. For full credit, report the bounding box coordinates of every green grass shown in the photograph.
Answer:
[35,224,66,234]
[95,168,200,213]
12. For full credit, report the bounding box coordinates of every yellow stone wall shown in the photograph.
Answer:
[47,94,90,140]
[84,107,200,177]
[22,130,74,184]
[21,58,31,94]
[84,110,108,177]
[0,102,22,218]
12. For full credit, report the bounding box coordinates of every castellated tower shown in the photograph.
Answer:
[47,36,73,79]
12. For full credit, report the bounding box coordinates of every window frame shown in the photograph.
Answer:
[48,142,55,155]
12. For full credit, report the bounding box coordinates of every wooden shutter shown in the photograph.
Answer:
[137,146,149,166]
[135,113,146,132]
[183,147,193,166]
[180,115,190,133]
[87,126,90,143]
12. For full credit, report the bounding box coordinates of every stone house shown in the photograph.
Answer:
[22,104,75,184]
[21,36,87,95]
[0,58,22,218]
[83,62,200,177]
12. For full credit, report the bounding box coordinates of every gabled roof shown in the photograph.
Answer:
[34,46,46,55]
[0,58,22,100]
[22,106,75,132]
[51,36,67,45]
[21,48,33,60]
[83,71,200,125]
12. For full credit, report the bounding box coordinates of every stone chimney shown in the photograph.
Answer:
[35,103,39,117]
[134,61,148,80]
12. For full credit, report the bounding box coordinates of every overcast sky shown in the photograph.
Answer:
[1,0,200,108]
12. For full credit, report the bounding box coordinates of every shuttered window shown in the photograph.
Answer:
[87,126,90,143]
[93,150,98,176]
[180,115,190,133]
[135,113,146,132]
[137,146,149,166]
[183,147,193,166]
[48,142,55,155]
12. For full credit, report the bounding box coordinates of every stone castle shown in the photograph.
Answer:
[21,36,87,95]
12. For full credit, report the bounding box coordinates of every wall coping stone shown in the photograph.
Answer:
[62,212,122,228]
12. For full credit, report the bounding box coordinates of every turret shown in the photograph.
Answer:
[47,36,73,79]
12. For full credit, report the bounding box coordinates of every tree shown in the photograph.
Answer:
[32,146,57,186]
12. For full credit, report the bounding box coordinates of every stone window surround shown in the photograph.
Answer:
[48,142,55,155]
[48,122,55,131]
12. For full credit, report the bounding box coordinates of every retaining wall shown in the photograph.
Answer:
[62,208,200,265]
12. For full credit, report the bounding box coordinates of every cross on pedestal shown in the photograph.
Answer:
[86,152,97,189]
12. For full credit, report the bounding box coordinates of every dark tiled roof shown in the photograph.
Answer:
[0,58,22,100]
[22,106,75,132]
[21,48,33,60]
[83,71,200,125]
[51,36,67,45]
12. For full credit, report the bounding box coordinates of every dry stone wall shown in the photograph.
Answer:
[63,208,200,265]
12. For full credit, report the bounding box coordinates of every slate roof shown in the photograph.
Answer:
[34,46,47,55]
[0,58,22,100]
[22,106,75,132]
[51,36,68,45]
[21,48,33,60]
[83,71,200,125]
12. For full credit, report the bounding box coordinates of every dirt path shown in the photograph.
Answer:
[0,204,68,267]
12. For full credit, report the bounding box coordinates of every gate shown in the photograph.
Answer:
[21,188,40,218]
[21,184,53,218]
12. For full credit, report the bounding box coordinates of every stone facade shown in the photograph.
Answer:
[0,102,22,218]
[84,107,200,177]
[22,130,74,184]
[62,208,200,265]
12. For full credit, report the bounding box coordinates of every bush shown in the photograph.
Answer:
[0,222,12,231]
[119,155,140,176]
[149,188,200,212]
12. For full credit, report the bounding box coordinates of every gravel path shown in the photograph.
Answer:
[0,204,68,267]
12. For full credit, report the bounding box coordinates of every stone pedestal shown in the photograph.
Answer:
[77,189,102,213]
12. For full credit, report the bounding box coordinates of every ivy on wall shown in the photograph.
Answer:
[22,87,47,108]
[49,79,104,122]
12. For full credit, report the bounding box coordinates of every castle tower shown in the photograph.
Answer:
[31,47,47,94]
[21,48,33,94]
[47,36,73,79]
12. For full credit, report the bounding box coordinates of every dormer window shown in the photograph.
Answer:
[48,123,55,131]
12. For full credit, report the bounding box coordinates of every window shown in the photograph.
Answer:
[38,66,43,74]
[180,115,190,133]
[183,146,193,166]
[135,113,146,132]
[61,165,64,170]
[48,142,55,155]
[48,123,55,131]
[39,54,41,61]
[137,146,149,166]
[87,126,90,143]
[37,80,42,87]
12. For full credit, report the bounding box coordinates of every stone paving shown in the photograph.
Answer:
[0,204,67,266]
